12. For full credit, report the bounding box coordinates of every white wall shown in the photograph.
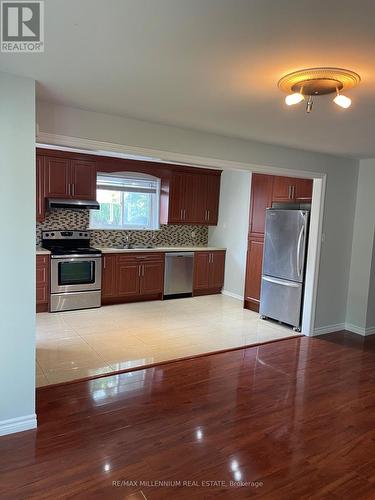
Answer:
[208,170,251,299]
[0,73,36,435]
[346,159,375,333]
[37,101,359,331]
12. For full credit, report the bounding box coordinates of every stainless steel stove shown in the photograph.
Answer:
[42,230,102,312]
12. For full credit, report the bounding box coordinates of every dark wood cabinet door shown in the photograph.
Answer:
[36,155,45,222]
[249,174,274,236]
[168,173,185,223]
[205,175,221,225]
[101,254,117,298]
[44,156,71,198]
[36,255,49,311]
[193,252,210,290]
[209,251,226,289]
[272,176,296,202]
[140,261,164,295]
[71,160,97,200]
[117,259,140,297]
[294,178,313,202]
[244,238,264,312]
[190,174,207,224]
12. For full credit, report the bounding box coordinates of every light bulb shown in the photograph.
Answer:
[285,93,304,106]
[333,94,351,109]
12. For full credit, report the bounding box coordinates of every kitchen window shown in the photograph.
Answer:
[89,172,160,230]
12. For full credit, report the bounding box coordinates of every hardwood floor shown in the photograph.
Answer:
[1,331,375,499]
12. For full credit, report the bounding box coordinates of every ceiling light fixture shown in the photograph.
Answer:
[278,67,360,113]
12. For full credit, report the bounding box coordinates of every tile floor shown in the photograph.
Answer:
[36,295,295,387]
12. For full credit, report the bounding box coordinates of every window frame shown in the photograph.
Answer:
[89,171,161,231]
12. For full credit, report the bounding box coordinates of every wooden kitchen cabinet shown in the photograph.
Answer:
[70,159,97,200]
[117,258,141,297]
[168,173,187,223]
[140,261,165,295]
[44,156,71,198]
[101,253,165,304]
[43,154,97,201]
[36,255,49,313]
[294,178,313,202]
[249,174,274,236]
[37,148,222,227]
[272,176,313,203]
[205,174,221,224]
[244,238,264,311]
[166,171,221,225]
[193,250,226,295]
[101,254,117,298]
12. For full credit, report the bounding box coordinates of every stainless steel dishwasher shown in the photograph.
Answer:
[164,252,194,298]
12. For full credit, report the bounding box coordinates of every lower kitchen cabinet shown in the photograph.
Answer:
[36,255,49,312]
[101,253,165,304]
[101,254,117,299]
[193,250,226,295]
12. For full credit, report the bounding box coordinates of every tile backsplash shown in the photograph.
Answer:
[36,209,208,247]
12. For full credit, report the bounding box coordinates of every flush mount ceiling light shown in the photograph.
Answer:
[278,67,361,113]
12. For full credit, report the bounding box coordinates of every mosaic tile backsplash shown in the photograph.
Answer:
[36,209,209,247]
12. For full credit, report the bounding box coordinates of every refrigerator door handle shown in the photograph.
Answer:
[296,224,305,279]
[262,276,300,288]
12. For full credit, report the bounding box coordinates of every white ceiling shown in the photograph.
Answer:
[1,0,374,158]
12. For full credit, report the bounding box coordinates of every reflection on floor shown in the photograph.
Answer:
[36,295,295,387]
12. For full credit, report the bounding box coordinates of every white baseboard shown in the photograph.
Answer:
[345,323,375,337]
[0,414,37,437]
[313,323,346,336]
[222,290,244,301]
[313,322,375,337]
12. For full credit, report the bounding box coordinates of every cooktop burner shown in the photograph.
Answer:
[41,230,101,257]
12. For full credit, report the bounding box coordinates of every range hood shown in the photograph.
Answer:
[47,198,100,210]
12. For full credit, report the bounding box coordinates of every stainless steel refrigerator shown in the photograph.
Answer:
[259,209,309,330]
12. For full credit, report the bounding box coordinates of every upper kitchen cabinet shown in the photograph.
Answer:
[44,156,71,198]
[272,176,313,203]
[70,159,97,200]
[164,170,221,225]
[42,154,97,201]
[294,178,313,202]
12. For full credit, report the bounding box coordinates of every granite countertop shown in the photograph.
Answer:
[36,247,51,255]
[98,246,226,254]
[36,246,226,255]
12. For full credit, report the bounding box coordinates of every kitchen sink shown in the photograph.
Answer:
[110,244,155,250]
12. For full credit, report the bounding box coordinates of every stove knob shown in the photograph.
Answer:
[45,233,49,237]
[51,233,55,237]
[79,232,83,236]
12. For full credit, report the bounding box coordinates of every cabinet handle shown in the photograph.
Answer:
[138,265,141,277]
[288,185,291,199]
[142,265,145,277]
[180,209,183,220]
[67,183,71,196]
[103,257,106,270]
[292,185,296,199]
[183,209,186,220]
[72,183,75,197]
[207,210,210,222]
